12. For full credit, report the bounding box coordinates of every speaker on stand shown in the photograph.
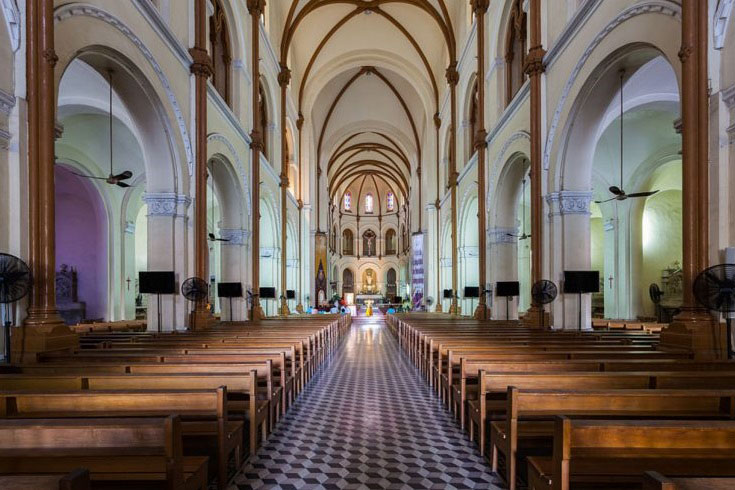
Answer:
[496,281,520,321]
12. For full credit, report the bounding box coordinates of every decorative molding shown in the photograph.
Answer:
[219,228,249,245]
[143,192,191,217]
[0,89,15,115]
[208,133,251,216]
[488,227,517,245]
[543,2,681,171]
[723,84,735,109]
[286,259,299,268]
[603,220,615,232]
[0,128,10,150]
[132,0,192,68]
[487,131,531,209]
[457,152,478,188]
[232,59,252,84]
[486,81,529,145]
[544,0,601,69]
[459,246,479,258]
[260,152,280,184]
[546,190,593,216]
[124,221,136,234]
[54,3,194,175]
[260,247,280,259]
[206,85,250,145]
[486,57,504,82]
[1,0,20,52]
[714,0,735,49]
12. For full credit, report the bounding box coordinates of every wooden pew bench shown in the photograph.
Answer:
[643,471,735,489]
[0,388,241,490]
[490,388,735,490]
[0,416,208,490]
[0,469,90,490]
[527,418,735,490]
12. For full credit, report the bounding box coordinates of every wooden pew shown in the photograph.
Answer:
[643,471,735,490]
[491,388,735,490]
[0,416,208,490]
[527,418,735,490]
[0,469,90,490]
[0,388,241,490]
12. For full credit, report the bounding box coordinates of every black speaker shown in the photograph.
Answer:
[259,287,276,299]
[563,271,600,294]
[496,281,520,297]
[443,289,453,299]
[393,296,402,303]
[286,290,295,299]
[139,271,176,294]
[218,282,243,298]
[464,286,480,298]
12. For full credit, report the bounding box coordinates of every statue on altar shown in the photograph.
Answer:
[362,268,377,294]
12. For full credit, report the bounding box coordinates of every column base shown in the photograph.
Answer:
[659,307,725,359]
[279,300,291,316]
[295,303,304,314]
[434,303,443,313]
[251,303,266,321]
[190,309,215,330]
[473,303,489,320]
[522,306,548,329]
[448,301,459,315]
[11,324,78,364]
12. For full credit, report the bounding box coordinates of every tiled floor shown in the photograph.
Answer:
[232,313,502,490]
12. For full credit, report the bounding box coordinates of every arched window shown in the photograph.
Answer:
[343,191,352,211]
[342,269,354,294]
[210,0,231,105]
[385,229,397,255]
[365,193,374,214]
[386,192,395,212]
[342,229,354,255]
[258,82,269,162]
[505,0,527,105]
[387,268,397,298]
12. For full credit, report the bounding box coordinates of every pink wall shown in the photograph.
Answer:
[55,166,108,320]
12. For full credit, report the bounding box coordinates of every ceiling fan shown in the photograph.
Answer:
[595,69,658,204]
[71,69,134,188]
[507,178,531,241]
[208,174,230,243]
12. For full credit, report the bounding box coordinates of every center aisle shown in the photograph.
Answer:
[234,313,501,490]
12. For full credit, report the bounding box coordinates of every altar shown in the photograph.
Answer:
[355,294,382,304]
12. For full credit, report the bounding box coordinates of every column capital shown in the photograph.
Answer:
[488,227,517,245]
[474,129,488,150]
[189,47,213,77]
[249,129,264,151]
[42,48,58,67]
[433,112,441,129]
[524,46,546,76]
[296,112,305,130]
[471,0,489,15]
[247,0,266,16]
[546,190,592,217]
[446,62,460,86]
[278,63,291,87]
[143,192,192,217]
[220,228,250,245]
[280,173,290,188]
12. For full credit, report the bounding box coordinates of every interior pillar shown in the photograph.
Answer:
[660,0,722,358]
[447,63,460,315]
[523,0,547,328]
[190,0,214,329]
[248,0,265,320]
[278,64,291,315]
[472,0,489,320]
[434,114,443,313]
[16,0,77,362]
[296,114,305,313]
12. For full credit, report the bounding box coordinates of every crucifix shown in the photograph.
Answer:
[126,277,131,291]
[608,275,614,289]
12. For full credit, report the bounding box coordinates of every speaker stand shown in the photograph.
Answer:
[156,293,163,333]
[578,292,583,332]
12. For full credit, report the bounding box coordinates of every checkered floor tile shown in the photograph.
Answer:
[232,314,502,490]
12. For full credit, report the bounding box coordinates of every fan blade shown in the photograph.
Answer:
[208,233,216,241]
[116,181,132,188]
[595,197,617,204]
[112,170,133,181]
[626,190,659,199]
[609,186,624,196]
[216,238,230,242]
[70,171,106,180]
[506,233,518,237]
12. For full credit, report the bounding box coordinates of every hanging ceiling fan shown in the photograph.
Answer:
[595,69,659,204]
[71,69,134,188]
[208,174,230,242]
[507,178,531,241]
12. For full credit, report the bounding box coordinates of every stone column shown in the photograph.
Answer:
[472,0,489,319]
[433,112,443,312]
[190,0,213,329]
[278,64,291,315]
[523,0,547,327]
[447,63,460,314]
[660,0,721,357]
[248,0,265,320]
[16,0,77,362]
[296,114,305,313]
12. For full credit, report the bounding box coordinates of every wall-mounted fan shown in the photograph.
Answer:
[693,264,735,359]
[207,174,230,242]
[531,279,557,329]
[595,69,659,204]
[0,253,32,363]
[507,178,531,240]
[70,70,134,188]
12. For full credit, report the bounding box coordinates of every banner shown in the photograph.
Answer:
[411,232,424,310]
[314,232,328,306]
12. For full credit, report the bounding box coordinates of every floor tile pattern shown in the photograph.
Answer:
[233,314,502,490]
